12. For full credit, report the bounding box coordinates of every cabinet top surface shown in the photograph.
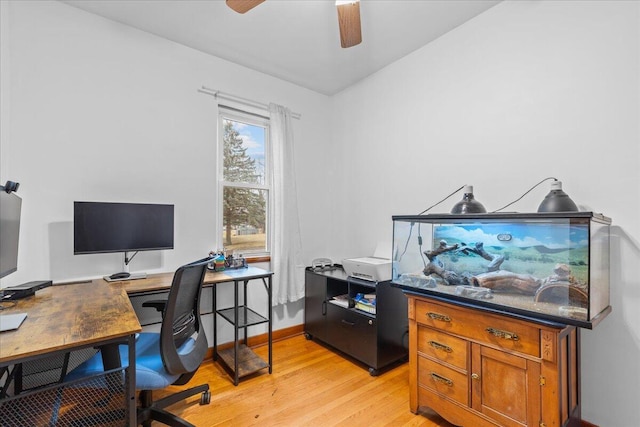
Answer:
[306,265,349,280]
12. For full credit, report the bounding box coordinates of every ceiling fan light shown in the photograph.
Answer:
[336,0,362,48]
[226,0,265,14]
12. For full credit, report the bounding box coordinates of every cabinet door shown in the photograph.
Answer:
[326,304,377,367]
[471,344,541,427]
[304,271,329,341]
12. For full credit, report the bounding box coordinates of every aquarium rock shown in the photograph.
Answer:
[455,285,493,299]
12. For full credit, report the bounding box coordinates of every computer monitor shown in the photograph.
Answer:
[0,191,22,279]
[74,201,174,279]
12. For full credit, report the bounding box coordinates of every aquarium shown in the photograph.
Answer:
[391,212,611,328]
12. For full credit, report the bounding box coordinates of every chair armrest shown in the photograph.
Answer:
[142,300,167,312]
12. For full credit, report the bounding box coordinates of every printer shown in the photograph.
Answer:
[342,256,391,282]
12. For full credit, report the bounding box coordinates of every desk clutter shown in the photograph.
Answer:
[328,292,377,315]
[208,250,248,271]
[1,280,52,301]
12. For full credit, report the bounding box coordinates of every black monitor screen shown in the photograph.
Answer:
[0,191,22,278]
[74,202,174,255]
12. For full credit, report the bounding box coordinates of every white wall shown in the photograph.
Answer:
[331,1,639,425]
[0,0,334,337]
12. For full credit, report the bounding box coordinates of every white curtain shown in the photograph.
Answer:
[269,103,305,305]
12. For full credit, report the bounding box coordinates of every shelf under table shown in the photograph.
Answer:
[217,306,268,327]
[217,344,269,378]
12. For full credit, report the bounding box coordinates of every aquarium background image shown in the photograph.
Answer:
[432,221,589,284]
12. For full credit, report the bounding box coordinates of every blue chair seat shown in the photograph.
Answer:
[67,333,196,389]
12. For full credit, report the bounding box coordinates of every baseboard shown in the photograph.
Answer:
[205,324,304,360]
[581,421,599,427]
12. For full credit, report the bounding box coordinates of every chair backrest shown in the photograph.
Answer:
[160,256,213,377]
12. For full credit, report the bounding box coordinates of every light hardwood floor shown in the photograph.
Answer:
[156,334,455,427]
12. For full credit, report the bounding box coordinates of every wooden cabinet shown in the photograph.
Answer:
[304,266,408,375]
[408,295,581,427]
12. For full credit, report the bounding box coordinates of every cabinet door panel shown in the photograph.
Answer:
[304,271,329,341]
[471,344,540,427]
[326,304,377,367]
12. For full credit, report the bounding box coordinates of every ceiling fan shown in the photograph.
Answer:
[226,0,362,48]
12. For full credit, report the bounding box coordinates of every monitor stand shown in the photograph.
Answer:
[103,272,147,283]
[102,251,147,282]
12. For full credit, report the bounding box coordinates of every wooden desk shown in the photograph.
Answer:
[0,282,141,426]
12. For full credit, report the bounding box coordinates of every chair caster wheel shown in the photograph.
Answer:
[200,390,211,405]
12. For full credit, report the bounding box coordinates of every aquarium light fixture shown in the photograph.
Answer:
[537,180,579,213]
[450,185,487,214]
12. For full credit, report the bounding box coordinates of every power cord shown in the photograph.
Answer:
[397,185,465,266]
[491,177,557,213]
[417,185,465,215]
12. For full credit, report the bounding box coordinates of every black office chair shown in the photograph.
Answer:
[65,256,214,427]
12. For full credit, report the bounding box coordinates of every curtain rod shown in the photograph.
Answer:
[198,86,301,120]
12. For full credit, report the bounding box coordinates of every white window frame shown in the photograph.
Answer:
[217,106,271,257]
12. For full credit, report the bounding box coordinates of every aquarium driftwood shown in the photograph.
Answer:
[423,261,473,287]
[471,271,541,295]
[422,239,586,300]
[423,240,506,287]
[424,240,459,261]
[458,242,505,272]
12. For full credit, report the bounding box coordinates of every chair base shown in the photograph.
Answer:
[138,384,210,427]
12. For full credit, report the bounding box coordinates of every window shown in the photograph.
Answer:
[218,107,270,256]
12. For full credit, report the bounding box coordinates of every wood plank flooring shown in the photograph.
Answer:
[155,334,455,427]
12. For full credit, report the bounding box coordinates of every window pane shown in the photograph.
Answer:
[222,187,267,253]
[223,119,266,185]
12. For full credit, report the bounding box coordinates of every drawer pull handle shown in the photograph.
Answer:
[428,340,453,353]
[430,372,453,387]
[427,312,451,322]
[341,319,355,327]
[486,327,519,341]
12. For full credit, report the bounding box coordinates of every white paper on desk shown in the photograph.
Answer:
[0,312,27,332]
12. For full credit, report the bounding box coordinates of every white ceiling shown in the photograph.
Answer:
[62,0,501,95]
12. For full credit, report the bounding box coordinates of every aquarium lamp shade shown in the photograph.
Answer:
[450,185,487,214]
[537,181,579,213]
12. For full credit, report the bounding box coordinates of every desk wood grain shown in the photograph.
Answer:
[0,283,141,365]
[114,267,273,295]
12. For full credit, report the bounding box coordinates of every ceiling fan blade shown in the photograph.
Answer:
[336,1,362,48]
[226,0,265,14]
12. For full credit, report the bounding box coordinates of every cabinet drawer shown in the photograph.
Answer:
[418,326,467,371]
[418,356,468,405]
[326,305,376,366]
[415,299,540,357]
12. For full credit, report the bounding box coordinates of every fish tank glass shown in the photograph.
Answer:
[391,212,611,328]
